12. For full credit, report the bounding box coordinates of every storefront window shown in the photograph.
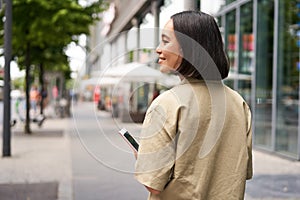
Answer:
[226,0,236,5]
[254,0,274,148]
[218,13,234,88]
[225,11,237,73]
[275,0,299,157]
[238,2,253,105]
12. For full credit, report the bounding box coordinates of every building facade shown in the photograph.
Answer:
[216,0,300,160]
[87,0,201,77]
[85,0,171,122]
[87,0,299,159]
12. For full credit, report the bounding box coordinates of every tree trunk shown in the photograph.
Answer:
[25,43,31,134]
[39,63,44,115]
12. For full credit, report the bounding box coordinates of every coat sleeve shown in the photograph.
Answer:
[135,96,179,191]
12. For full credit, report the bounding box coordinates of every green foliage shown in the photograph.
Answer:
[12,76,25,90]
[65,78,75,90]
[0,0,106,77]
[0,0,107,133]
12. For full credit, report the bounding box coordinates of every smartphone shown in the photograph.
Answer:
[118,128,139,152]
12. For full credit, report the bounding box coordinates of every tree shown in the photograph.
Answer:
[0,0,106,133]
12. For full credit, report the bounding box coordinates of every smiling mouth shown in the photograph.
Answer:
[158,58,165,64]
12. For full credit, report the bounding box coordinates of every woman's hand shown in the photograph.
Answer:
[145,186,161,195]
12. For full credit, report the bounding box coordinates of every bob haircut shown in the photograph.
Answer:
[171,11,229,80]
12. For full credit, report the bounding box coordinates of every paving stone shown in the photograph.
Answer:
[0,182,58,200]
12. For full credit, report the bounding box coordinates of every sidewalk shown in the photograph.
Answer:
[245,150,300,200]
[0,116,73,200]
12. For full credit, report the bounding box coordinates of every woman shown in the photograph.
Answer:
[135,11,252,200]
[30,85,40,115]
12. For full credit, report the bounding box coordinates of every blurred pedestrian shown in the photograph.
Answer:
[29,85,40,116]
[134,11,252,199]
[52,85,58,101]
[40,85,48,112]
[70,89,78,105]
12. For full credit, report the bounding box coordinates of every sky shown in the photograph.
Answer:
[0,57,24,80]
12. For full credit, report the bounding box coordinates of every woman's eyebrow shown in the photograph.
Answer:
[162,33,171,40]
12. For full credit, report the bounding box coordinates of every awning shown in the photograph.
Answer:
[81,62,180,89]
[102,62,164,82]
[80,77,120,90]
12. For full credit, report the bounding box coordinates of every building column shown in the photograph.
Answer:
[124,31,128,63]
[152,0,160,48]
[131,17,141,62]
[184,0,199,11]
[109,41,113,66]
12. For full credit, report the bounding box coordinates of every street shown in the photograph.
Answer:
[70,102,148,200]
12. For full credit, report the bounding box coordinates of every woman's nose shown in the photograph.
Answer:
[156,44,162,54]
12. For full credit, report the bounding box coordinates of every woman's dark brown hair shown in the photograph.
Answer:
[171,11,229,80]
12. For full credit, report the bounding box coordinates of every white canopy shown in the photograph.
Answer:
[102,62,164,82]
[81,62,180,89]
[80,77,120,90]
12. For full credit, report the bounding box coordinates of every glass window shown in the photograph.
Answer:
[225,11,237,74]
[254,0,274,148]
[226,0,236,5]
[218,15,234,89]
[217,16,222,27]
[275,0,299,157]
[129,82,149,113]
[238,2,253,105]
